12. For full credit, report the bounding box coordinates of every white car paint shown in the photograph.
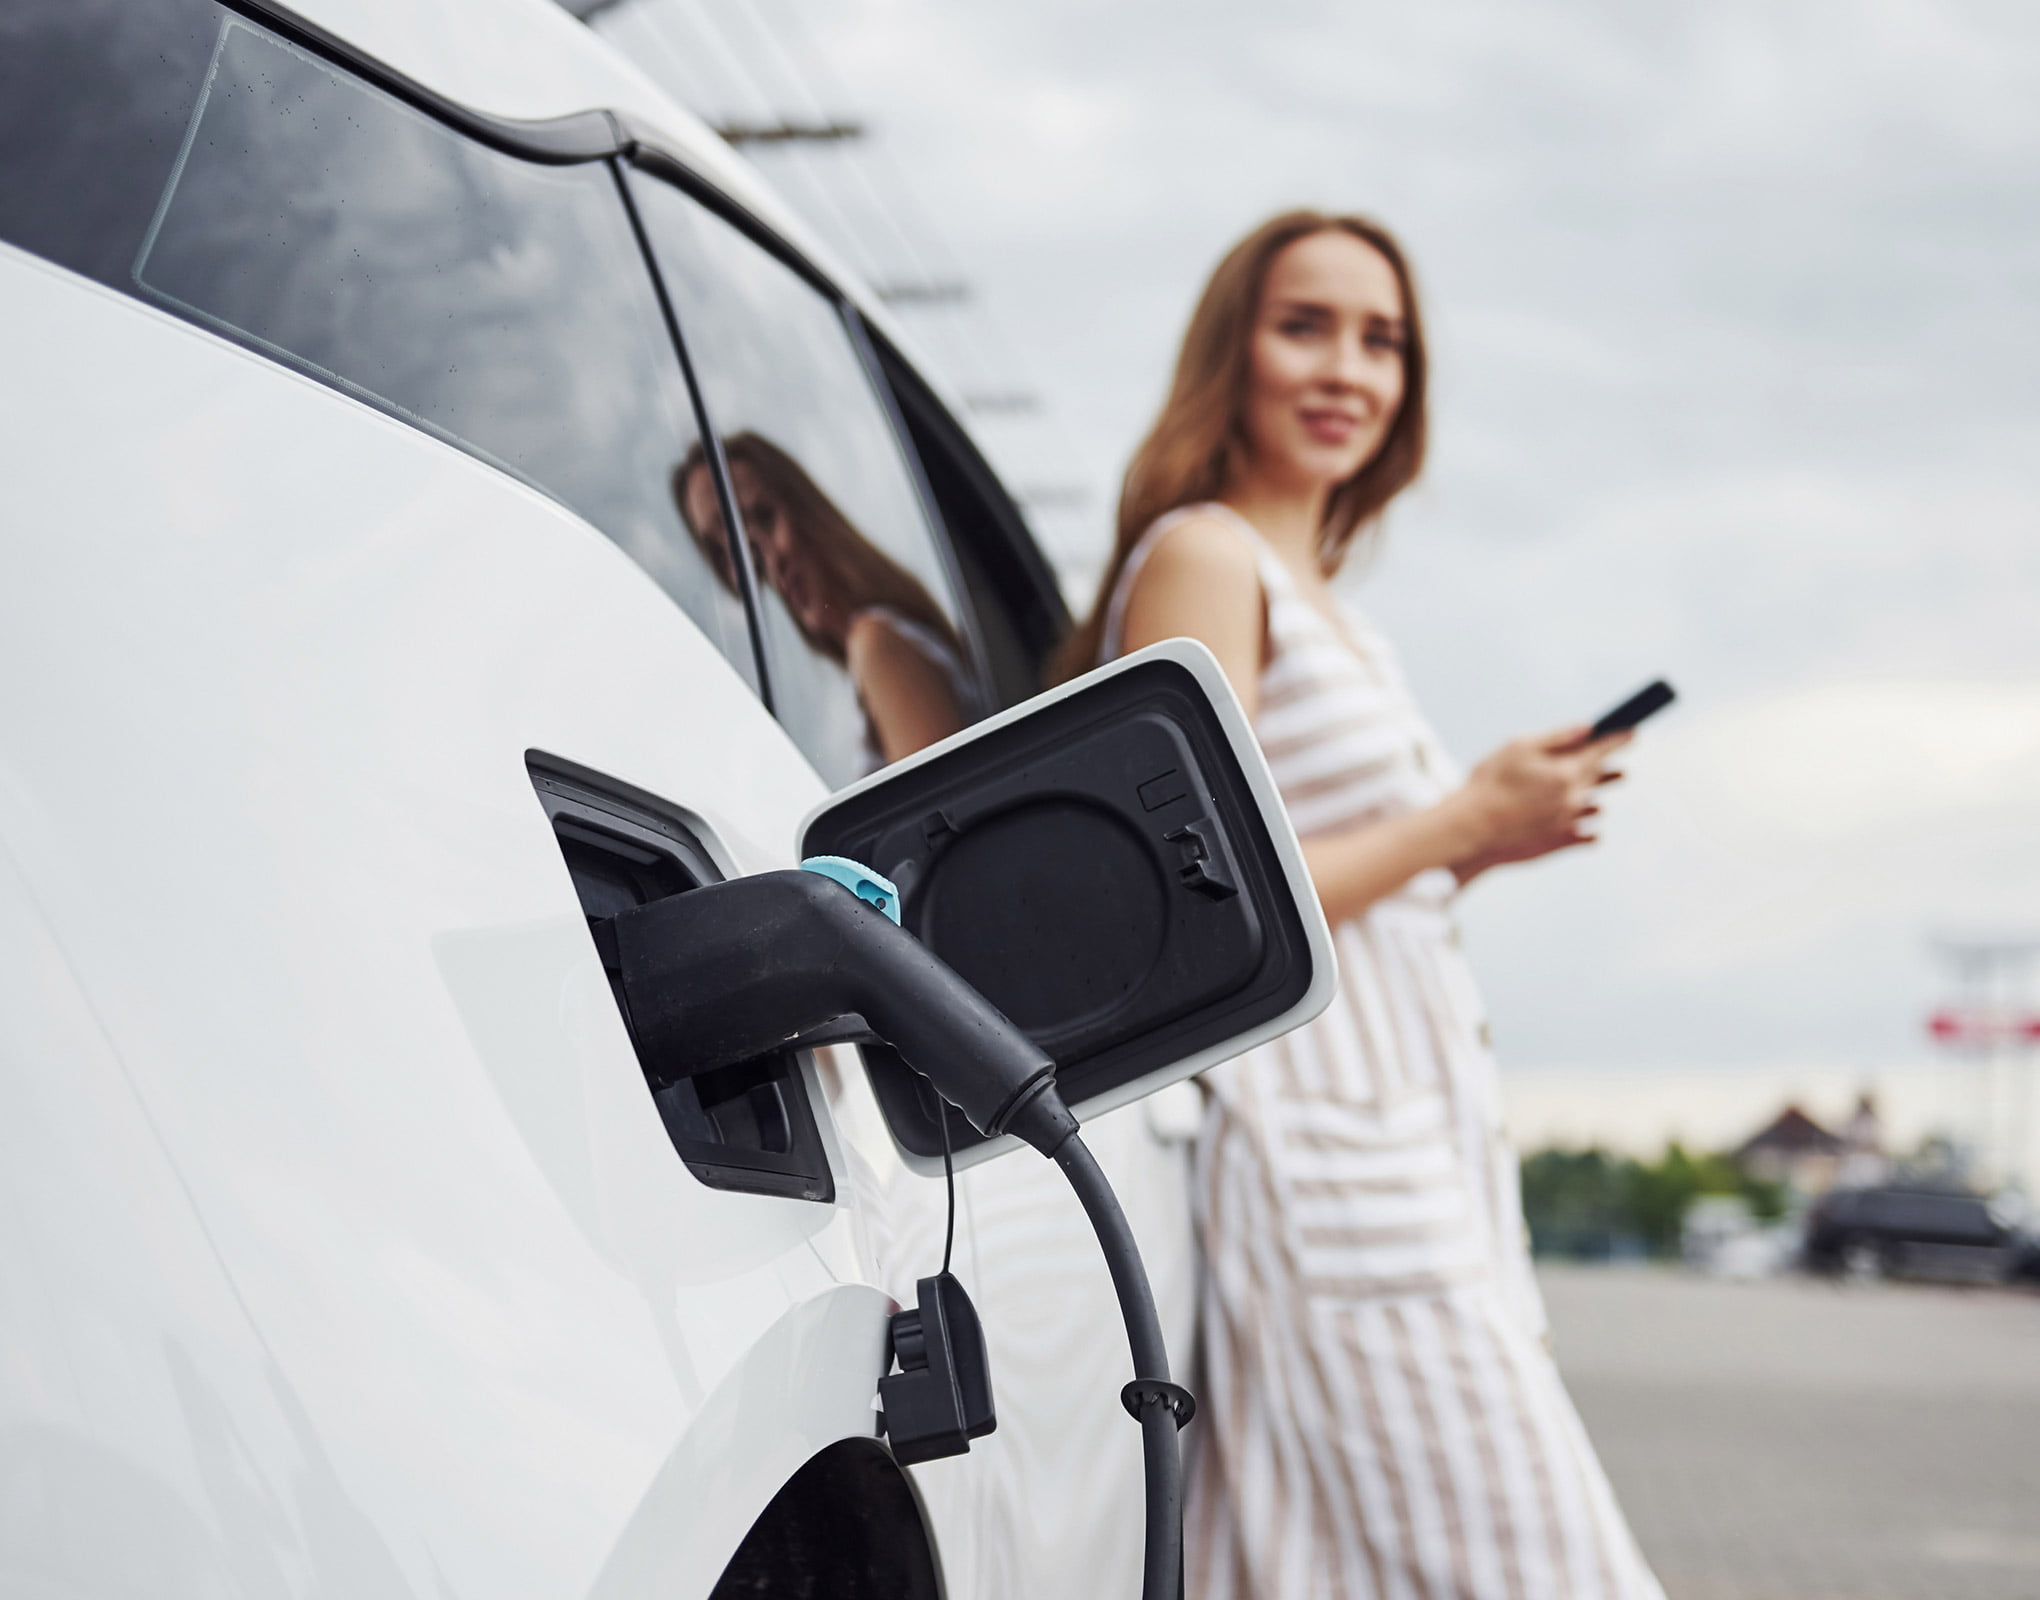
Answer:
[0,1,1211,1594]
[1,239,891,1594]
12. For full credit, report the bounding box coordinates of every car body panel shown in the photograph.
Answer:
[0,242,900,1593]
[0,1,1198,1592]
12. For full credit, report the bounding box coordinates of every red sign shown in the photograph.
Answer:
[1927,1008,2040,1045]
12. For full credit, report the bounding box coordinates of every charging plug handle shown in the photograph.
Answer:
[607,869,1181,1600]
[606,869,1077,1154]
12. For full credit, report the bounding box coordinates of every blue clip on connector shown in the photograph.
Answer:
[800,855,902,926]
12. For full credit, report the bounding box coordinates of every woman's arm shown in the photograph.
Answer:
[1300,729,1626,921]
[1117,516,1466,922]
[1298,806,1485,923]
[847,611,966,763]
[1115,519,1626,925]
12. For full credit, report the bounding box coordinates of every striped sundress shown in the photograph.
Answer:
[1105,505,1664,1600]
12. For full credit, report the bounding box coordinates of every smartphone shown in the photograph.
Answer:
[1588,679,1675,740]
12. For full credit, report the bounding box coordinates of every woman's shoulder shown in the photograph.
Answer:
[1131,503,1265,588]
[1106,503,1273,675]
[847,605,954,672]
[1117,508,1267,635]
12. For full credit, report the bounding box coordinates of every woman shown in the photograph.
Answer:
[677,431,971,768]
[1062,212,1664,1600]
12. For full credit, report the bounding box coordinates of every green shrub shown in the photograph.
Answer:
[1521,1142,1788,1259]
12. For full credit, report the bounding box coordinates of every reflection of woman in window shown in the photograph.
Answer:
[676,433,970,766]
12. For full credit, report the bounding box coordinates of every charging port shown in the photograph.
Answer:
[529,760,834,1203]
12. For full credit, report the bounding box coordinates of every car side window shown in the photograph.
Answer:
[0,0,221,290]
[0,0,755,683]
[628,174,985,787]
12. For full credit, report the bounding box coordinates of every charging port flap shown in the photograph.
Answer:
[802,640,1334,1169]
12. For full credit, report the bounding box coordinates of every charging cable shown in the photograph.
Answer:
[608,864,1193,1599]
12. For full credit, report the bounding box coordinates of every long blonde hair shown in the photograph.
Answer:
[1053,211,1428,682]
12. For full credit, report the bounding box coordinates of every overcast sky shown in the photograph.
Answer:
[617,0,2040,1104]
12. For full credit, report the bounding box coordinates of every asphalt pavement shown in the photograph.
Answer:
[1540,1264,2040,1600]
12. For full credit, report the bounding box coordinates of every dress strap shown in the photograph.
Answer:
[1098,502,1286,664]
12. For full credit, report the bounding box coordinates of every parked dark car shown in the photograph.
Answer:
[1803,1184,2037,1283]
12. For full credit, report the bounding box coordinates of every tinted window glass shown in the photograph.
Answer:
[0,2,754,681]
[0,0,220,290]
[1906,1194,1992,1242]
[629,175,983,785]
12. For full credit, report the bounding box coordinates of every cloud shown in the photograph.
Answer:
[698,0,2040,1078]
[1612,680,2040,970]
[1673,683,2040,842]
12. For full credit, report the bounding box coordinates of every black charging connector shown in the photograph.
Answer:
[880,1272,996,1466]
[606,868,1188,1600]
[607,870,1077,1155]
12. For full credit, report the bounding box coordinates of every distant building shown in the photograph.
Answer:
[1735,1103,1847,1192]
[1838,1092,1890,1188]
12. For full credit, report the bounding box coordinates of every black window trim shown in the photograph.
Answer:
[218,0,623,163]
[212,0,1051,716]
[865,325,1072,671]
[206,0,836,709]
[609,162,778,713]
[835,300,998,704]
[215,0,851,300]
[621,143,845,308]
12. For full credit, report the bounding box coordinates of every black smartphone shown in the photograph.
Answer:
[1588,679,1675,740]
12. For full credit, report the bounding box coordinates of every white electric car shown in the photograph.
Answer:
[0,1,1326,1594]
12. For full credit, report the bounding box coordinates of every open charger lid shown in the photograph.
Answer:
[802,639,1335,1171]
